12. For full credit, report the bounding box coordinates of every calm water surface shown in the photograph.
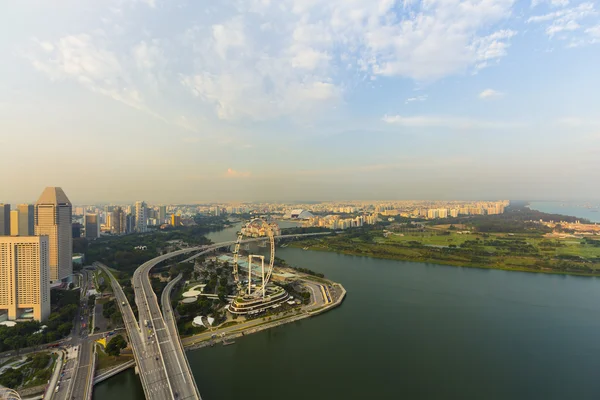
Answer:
[94,224,600,399]
[529,201,600,223]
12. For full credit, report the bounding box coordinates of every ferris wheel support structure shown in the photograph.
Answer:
[233,218,275,297]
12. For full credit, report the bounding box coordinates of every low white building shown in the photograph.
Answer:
[285,209,315,220]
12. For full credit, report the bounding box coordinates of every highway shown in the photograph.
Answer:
[133,254,201,400]
[96,262,174,400]
[53,268,95,400]
[69,340,94,400]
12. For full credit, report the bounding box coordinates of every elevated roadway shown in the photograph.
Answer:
[96,262,175,400]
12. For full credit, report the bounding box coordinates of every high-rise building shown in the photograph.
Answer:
[171,214,182,227]
[0,236,51,321]
[10,210,19,236]
[84,213,100,239]
[135,201,148,233]
[17,204,35,236]
[0,204,10,236]
[125,214,136,234]
[35,187,72,282]
[158,206,167,224]
[111,207,125,235]
[72,223,82,238]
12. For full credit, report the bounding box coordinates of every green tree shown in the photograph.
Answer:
[0,368,23,388]
[27,333,44,349]
[88,295,96,308]
[105,335,127,357]
[57,323,73,337]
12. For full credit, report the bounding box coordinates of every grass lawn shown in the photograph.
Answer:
[380,231,485,246]
[95,271,114,294]
[292,228,600,276]
[95,345,134,371]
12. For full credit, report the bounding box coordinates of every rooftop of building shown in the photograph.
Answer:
[36,187,71,205]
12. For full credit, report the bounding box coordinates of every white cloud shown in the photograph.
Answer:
[290,46,331,70]
[586,24,600,41]
[405,95,427,104]
[132,40,165,71]
[28,0,523,122]
[531,0,569,8]
[479,89,504,99]
[30,34,141,108]
[382,114,518,129]
[212,19,246,59]
[177,0,519,119]
[528,2,597,39]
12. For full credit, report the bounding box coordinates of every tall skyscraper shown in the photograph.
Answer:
[111,207,125,235]
[135,201,148,233]
[84,213,100,239]
[171,214,182,227]
[17,204,35,236]
[0,236,51,321]
[10,210,19,236]
[35,187,73,282]
[105,212,112,231]
[0,204,10,236]
[126,214,136,234]
[158,206,167,224]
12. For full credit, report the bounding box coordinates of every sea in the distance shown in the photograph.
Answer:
[528,201,600,223]
[94,223,600,399]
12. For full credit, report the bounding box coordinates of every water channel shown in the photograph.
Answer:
[94,223,600,399]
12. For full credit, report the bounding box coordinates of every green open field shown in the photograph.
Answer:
[95,344,134,371]
[291,229,600,276]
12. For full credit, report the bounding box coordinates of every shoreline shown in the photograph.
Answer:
[289,244,600,278]
[182,281,347,352]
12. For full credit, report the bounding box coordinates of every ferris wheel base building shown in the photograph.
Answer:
[228,285,290,315]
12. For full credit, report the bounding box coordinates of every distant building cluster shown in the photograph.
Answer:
[203,200,509,221]
[376,200,509,220]
[537,220,600,236]
[74,201,195,236]
[305,214,379,230]
[241,222,282,237]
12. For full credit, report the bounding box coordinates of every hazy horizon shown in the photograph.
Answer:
[2,0,599,203]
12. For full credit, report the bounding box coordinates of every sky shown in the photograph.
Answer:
[1,0,599,204]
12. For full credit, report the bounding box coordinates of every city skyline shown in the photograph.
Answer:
[2,0,600,202]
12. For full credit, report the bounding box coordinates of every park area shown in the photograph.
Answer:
[293,227,600,275]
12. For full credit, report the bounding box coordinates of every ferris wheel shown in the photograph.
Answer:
[232,218,276,297]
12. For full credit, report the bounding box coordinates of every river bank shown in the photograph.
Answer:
[182,280,346,351]
[289,228,600,277]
